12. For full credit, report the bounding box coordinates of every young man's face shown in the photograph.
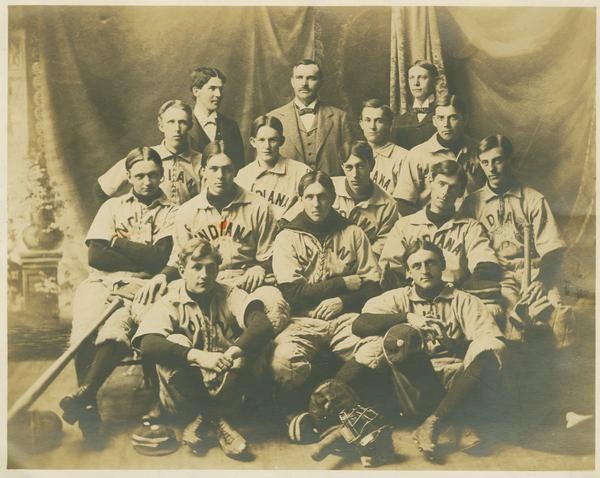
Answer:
[249,125,283,163]
[360,107,390,146]
[291,64,321,105]
[433,105,465,143]
[342,154,373,196]
[406,248,444,290]
[193,77,224,113]
[180,256,219,295]
[478,147,511,189]
[429,172,463,213]
[202,154,236,197]
[158,107,191,148]
[301,181,334,223]
[127,160,162,198]
[408,65,435,102]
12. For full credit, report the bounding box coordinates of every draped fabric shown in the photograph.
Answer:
[389,6,447,118]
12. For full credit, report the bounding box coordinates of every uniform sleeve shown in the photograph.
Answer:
[253,201,278,264]
[167,204,194,268]
[455,291,503,341]
[234,167,251,191]
[153,206,178,242]
[272,230,306,285]
[362,289,406,314]
[97,157,128,197]
[131,299,177,349]
[226,286,251,330]
[378,219,408,273]
[372,200,400,257]
[464,220,499,273]
[352,226,381,283]
[85,200,117,243]
[531,196,567,258]
[394,148,423,205]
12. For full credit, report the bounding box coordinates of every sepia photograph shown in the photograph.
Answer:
[5,2,596,472]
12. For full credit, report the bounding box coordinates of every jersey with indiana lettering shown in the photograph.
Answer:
[459,181,566,266]
[85,191,177,281]
[379,208,498,285]
[332,176,399,257]
[235,156,311,219]
[273,223,381,291]
[168,186,277,273]
[98,142,202,205]
[395,134,485,207]
[370,142,408,198]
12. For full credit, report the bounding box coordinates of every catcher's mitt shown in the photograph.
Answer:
[308,379,359,430]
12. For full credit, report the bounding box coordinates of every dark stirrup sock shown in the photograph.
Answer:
[334,358,370,389]
[81,341,130,398]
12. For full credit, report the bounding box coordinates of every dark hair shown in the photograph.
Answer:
[297,170,335,199]
[292,59,323,79]
[342,140,374,166]
[201,141,235,169]
[124,146,163,174]
[190,66,226,91]
[158,99,193,126]
[409,60,439,80]
[435,94,467,117]
[478,134,514,158]
[360,98,394,124]
[250,115,284,139]
[402,239,446,270]
[430,159,468,196]
[178,236,222,269]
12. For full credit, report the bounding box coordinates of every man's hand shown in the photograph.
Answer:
[520,280,545,304]
[134,274,168,305]
[187,349,233,373]
[343,274,363,291]
[238,265,266,293]
[224,345,245,369]
[311,297,344,321]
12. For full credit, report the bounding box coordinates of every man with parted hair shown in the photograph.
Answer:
[268,59,353,176]
[395,94,486,216]
[332,140,399,257]
[189,66,245,170]
[96,99,202,205]
[359,98,408,201]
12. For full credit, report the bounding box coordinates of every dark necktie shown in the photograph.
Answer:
[298,107,316,116]
[413,107,430,114]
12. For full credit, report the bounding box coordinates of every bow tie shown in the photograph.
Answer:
[413,107,431,114]
[298,107,316,116]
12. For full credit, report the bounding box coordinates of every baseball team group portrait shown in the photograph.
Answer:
[5,4,596,472]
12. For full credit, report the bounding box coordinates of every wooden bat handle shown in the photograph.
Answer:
[523,222,532,289]
[7,297,124,422]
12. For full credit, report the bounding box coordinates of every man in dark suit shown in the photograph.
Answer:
[268,59,352,177]
[392,60,438,150]
[189,66,245,170]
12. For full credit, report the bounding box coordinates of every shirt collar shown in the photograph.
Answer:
[123,190,171,208]
[194,105,218,125]
[153,142,196,163]
[336,179,389,207]
[252,157,287,176]
[373,142,396,158]
[170,279,227,307]
[196,185,251,210]
[407,208,470,228]
[294,98,318,111]
[412,94,435,110]
[482,180,523,203]
[422,134,472,157]
[408,283,455,302]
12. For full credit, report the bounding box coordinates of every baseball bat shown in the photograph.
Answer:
[523,222,532,289]
[7,297,124,422]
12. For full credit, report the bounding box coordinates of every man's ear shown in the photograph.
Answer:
[157,117,164,134]
[279,135,286,146]
[249,137,256,149]
[192,86,200,98]
[178,263,185,276]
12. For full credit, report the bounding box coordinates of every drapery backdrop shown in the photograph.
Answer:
[8,6,595,312]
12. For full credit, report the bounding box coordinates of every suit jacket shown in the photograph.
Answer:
[189,112,245,170]
[268,100,352,177]
[392,108,437,150]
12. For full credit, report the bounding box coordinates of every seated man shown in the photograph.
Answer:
[353,240,506,463]
[97,100,202,205]
[236,114,311,220]
[271,170,381,423]
[460,135,571,345]
[136,141,278,304]
[359,98,408,200]
[332,140,399,257]
[395,95,485,216]
[61,147,177,441]
[379,160,503,311]
[133,237,289,460]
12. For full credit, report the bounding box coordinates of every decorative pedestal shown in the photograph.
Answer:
[20,250,62,321]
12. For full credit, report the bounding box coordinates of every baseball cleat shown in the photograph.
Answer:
[182,412,210,455]
[215,418,252,461]
[412,414,443,464]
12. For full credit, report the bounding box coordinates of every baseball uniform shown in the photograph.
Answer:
[270,215,381,390]
[98,142,202,205]
[235,157,311,219]
[72,191,177,347]
[370,141,408,198]
[354,284,505,388]
[395,134,486,209]
[378,208,499,286]
[332,176,400,257]
[168,186,278,286]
